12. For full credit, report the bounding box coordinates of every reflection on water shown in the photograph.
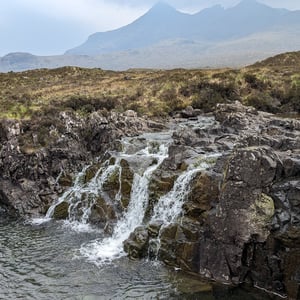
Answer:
[0,218,280,300]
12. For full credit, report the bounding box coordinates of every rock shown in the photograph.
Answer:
[147,221,163,238]
[0,109,161,218]
[123,226,149,259]
[120,159,134,209]
[123,110,138,118]
[53,201,69,219]
[89,196,116,225]
[181,106,195,118]
[183,172,219,218]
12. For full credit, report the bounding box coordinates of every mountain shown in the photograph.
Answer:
[1,0,300,72]
[66,0,298,56]
[66,2,191,55]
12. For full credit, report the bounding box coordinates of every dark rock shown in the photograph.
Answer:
[180,106,203,119]
[120,159,134,209]
[147,221,163,238]
[53,201,69,219]
[89,196,116,225]
[123,226,149,259]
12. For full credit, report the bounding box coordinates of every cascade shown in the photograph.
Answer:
[42,117,220,265]
[148,152,221,258]
[80,143,169,265]
[45,161,121,231]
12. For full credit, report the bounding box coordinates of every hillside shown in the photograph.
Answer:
[0,51,299,123]
[253,50,300,69]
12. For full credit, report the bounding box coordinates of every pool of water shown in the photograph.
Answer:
[0,217,280,300]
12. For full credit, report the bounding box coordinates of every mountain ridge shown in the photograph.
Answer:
[1,0,300,72]
[66,0,299,55]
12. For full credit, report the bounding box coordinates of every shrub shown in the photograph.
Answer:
[244,92,279,113]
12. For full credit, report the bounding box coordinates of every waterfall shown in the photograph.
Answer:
[36,116,220,265]
[147,152,222,259]
[80,144,169,265]
[151,168,201,225]
[151,152,221,225]
[43,160,121,232]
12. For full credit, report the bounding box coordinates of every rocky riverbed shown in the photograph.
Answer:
[0,102,299,299]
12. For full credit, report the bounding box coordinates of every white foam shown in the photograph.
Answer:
[28,217,52,225]
[62,220,98,233]
[80,144,168,265]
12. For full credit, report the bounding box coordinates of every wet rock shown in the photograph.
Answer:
[0,109,161,218]
[120,159,134,209]
[147,221,163,238]
[89,196,116,225]
[183,172,220,218]
[123,226,149,259]
[102,168,120,199]
[147,172,176,219]
[58,174,73,187]
[180,106,202,118]
[53,201,69,219]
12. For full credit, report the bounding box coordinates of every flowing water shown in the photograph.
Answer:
[0,117,279,299]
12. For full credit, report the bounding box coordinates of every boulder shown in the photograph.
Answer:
[52,201,69,219]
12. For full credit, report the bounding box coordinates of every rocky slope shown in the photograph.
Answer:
[0,102,299,299]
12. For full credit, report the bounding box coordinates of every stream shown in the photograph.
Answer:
[0,117,280,299]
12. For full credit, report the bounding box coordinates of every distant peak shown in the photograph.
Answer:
[3,52,34,58]
[148,1,177,13]
[236,0,263,7]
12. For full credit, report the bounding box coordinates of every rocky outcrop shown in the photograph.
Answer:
[124,102,300,299]
[0,110,164,217]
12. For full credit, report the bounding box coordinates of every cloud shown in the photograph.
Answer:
[12,0,147,31]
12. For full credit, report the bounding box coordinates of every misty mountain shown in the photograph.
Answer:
[1,0,300,72]
[66,0,299,56]
[66,2,191,55]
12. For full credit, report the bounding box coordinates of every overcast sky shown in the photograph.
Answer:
[1,0,299,56]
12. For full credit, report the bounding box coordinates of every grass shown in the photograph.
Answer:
[0,51,299,120]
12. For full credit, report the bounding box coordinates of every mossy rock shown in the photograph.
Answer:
[184,172,219,217]
[146,174,176,220]
[102,168,120,198]
[84,164,101,183]
[256,193,275,219]
[58,174,73,187]
[248,193,275,241]
[89,196,116,224]
[120,159,134,209]
[53,201,69,219]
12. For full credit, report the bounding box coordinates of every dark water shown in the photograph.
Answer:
[0,217,280,300]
